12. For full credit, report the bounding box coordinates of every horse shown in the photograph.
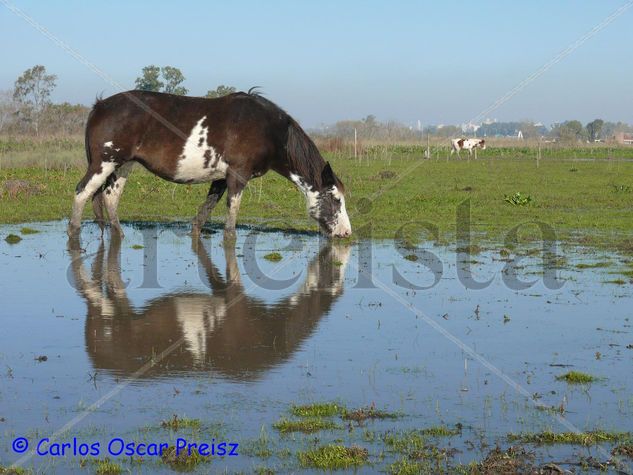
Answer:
[450,138,486,158]
[67,89,352,239]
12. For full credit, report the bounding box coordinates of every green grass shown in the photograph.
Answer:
[297,444,368,470]
[290,402,344,418]
[93,459,123,475]
[0,465,30,475]
[263,252,283,262]
[388,458,429,475]
[575,261,611,269]
[131,244,144,249]
[382,431,427,454]
[4,233,21,244]
[555,371,598,384]
[160,415,201,430]
[19,226,39,234]
[161,445,206,469]
[420,425,461,437]
[272,417,340,434]
[342,405,399,422]
[508,430,632,445]
[2,150,633,248]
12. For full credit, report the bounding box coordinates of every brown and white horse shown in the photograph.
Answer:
[68,90,352,239]
[450,138,486,158]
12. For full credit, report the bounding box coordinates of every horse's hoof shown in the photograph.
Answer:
[67,225,80,238]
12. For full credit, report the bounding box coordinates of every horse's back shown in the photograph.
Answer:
[84,91,290,182]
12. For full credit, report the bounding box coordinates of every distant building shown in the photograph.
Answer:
[614,132,633,145]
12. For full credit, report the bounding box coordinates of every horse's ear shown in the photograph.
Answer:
[321,162,336,188]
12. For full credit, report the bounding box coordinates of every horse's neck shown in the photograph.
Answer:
[288,172,320,211]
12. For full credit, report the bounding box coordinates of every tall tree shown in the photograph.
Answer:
[552,120,586,142]
[161,66,188,95]
[205,85,236,98]
[134,65,163,92]
[586,119,604,142]
[13,65,57,135]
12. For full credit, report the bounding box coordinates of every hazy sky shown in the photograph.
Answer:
[1,0,632,127]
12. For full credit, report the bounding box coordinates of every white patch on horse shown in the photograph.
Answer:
[103,141,113,148]
[78,162,116,202]
[104,162,133,211]
[330,186,352,237]
[289,173,319,218]
[174,116,228,183]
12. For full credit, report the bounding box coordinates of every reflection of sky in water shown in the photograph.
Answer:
[1,221,632,473]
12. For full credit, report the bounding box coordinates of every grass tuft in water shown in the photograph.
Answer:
[387,457,429,474]
[160,414,201,430]
[555,371,598,384]
[5,234,22,244]
[342,404,399,422]
[131,244,144,249]
[604,278,626,285]
[273,417,340,434]
[161,445,206,469]
[290,402,344,418]
[612,444,633,458]
[420,424,462,437]
[466,446,535,474]
[575,261,611,269]
[508,430,631,445]
[19,227,39,235]
[297,444,368,470]
[456,244,483,255]
[93,459,123,475]
[0,465,30,475]
[263,252,283,262]
[382,431,426,454]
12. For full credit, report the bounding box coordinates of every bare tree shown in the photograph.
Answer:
[13,65,57,135]
[0,90,18,133]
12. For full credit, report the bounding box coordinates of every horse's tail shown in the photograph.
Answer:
[85,104,106,228]
[286,120,324,187]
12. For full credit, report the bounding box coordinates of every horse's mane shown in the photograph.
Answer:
[286,119,326,189]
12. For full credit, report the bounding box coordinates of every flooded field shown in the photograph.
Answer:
[1,221,632,473]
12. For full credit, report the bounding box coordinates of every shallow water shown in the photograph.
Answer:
[0,221,632,473]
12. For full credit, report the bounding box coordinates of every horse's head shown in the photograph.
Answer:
[479,139,486,150]
[312,163,352,238]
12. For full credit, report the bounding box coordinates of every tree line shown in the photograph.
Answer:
[0,65,237,136]
[314,117,633,143]
[2,64,632,142]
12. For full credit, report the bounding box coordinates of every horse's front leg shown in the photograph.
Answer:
[192,179,227,237]
[223,170,248,241]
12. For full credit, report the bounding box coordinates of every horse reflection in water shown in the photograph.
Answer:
[69,236,350,380]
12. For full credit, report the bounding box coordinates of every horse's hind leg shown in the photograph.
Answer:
[192,179,227,237]
[68,161,117,237]
[103,162,133,237]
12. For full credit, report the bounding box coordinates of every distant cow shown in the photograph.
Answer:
[450,138,486,158]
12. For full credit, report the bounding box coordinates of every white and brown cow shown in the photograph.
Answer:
[450,138,486,158]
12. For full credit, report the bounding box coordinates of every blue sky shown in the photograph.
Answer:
[1,0,631,127]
